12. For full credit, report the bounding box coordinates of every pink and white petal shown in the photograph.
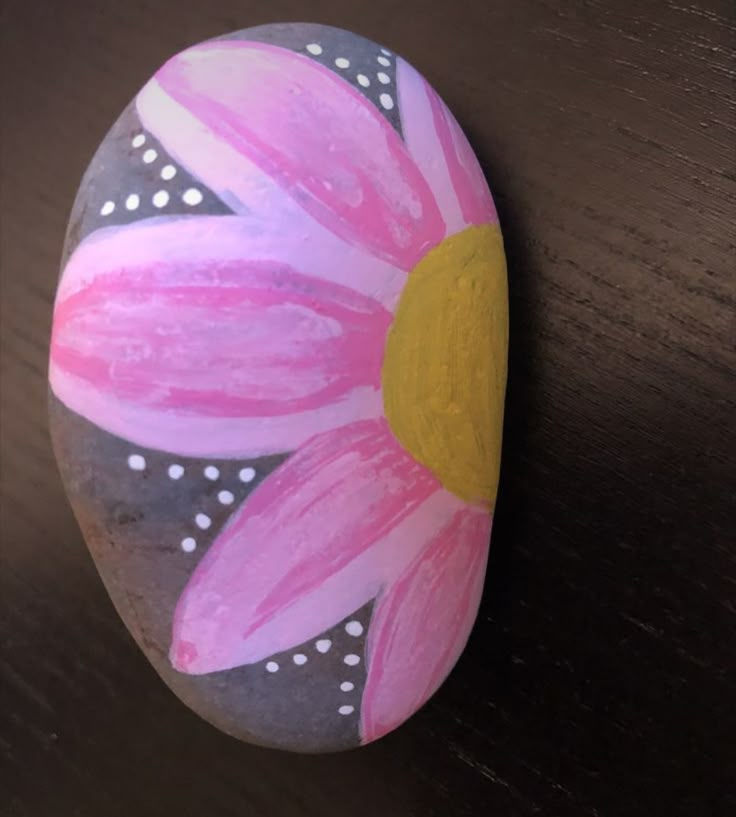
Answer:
[56,215,406,312]
[50,220,391,457]
[170,419,470,674]
[360,505,492,744]
[137,41,444,270]
[49,366,382,459]
[397,58,498,236]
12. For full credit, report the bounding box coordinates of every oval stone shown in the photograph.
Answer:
[48,22,508,753]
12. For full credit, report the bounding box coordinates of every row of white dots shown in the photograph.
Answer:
[263,620,364,673]
[265,652,361,671]
[306,43,391,60]
[331,56,392,70]
[304,42,393,109]
[131,137,176,176]
[129,145,179,181]
[337,618,364,715]
[262,611,364,717]
[168,463,257,484]
[357,71,390,87]
[339,634,359,713]
[188,462,255,546]
[127,455,256,485]
[100,187,202,216]
[126,454,257,553]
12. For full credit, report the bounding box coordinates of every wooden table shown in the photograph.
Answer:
[2,1,733,814]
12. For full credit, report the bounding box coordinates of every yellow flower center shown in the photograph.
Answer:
[382,224,508,508]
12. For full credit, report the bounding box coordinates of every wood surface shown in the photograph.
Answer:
[1,1,734,815]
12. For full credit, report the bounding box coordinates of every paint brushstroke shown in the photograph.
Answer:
[361,506,491,743]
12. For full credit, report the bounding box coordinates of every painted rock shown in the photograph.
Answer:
[48,22,508,752]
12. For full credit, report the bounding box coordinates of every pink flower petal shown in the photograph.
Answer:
[50,218,391,457]
[360,505,491,743]
[397,58,498,235]
[137,41,444,270]
[56,215,406,312]
[170,419,470,674]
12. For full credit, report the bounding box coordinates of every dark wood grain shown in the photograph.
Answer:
[1,0,734,815]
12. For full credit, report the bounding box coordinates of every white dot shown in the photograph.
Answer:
[182,188,203,206]
[377,71,390,85]
[335,57,350,69]
[344,654,361,666]
[239,467,256,483]
[356,74,370,87]
[293,653,308,666]
[160,164,177,180]
[168,464,184,479]
[131,133,146,148]
[218,490,234,505]
[377,55,391,66]
[340,681,355,692]
[100,200,115,216]
[345,620,364,637]
[338,705,355,715]
[381,47,392,56]
[125,194,140,211]
[315,639,332,654]
[379,93,394,111]
[204,465,219,480]
[265,661,279,673]
[306,43,322,55]
[181,537,196,553]
[127,454,145,471]
[195,513,211,530]
[142,148,157,164]
[152,190,169,208]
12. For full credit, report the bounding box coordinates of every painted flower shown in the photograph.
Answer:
[49,41,507,743]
